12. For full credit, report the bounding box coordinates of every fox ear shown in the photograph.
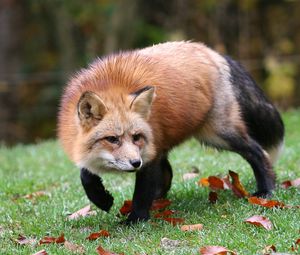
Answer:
[77,91,107,129]
[130,86,155,119]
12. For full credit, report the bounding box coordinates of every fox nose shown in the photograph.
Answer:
[129,159,142,169]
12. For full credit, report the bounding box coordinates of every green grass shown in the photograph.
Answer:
[0,110,300,255]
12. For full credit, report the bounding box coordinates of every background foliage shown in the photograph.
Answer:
[0,0,299,144]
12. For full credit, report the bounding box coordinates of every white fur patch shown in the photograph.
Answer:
[267,140,284,165]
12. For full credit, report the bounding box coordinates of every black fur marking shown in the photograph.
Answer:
[80,168,113,212]
[131,86,154,97]
[124,156,173,224]
[224,56,284,150]
[220,132,275,196]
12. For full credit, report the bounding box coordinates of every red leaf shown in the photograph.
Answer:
[68,205,96,220]
[151,199,171,210]
[248,196,285,208]
[281,178,300,188]
[180,223,203,231]
[154,210,175,218]
[39,234,65,245]
[208,176,227,190]
[228,170,249,198]
[119,200,133,215]
[86,230,110,240]
[32,250,48,255]
[96,245,125,255]
[245,215,273,230]
[200,245,236,255]
[162,217,185,226]
[209,191,218,204]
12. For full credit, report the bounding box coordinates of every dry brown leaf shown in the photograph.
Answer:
[162,217,184,226]
[209,191,218,204]
[245,215,273,230]
[64,241,85,254]
[281,178,300,188]
[96,245,125,255]
[228,170,249,198]
[183,173,199,181]
[263,244,276,254]
[14,234,37,246]
[68,205,97,220]
[32,250,48,255]
[86,230,110,240]
[248,196,285,208]
[23,191,48,199]
[39,233,65,245]
[180,223,203,231]
[199,245,236,254]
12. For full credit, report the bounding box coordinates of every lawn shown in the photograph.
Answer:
[0,110,299,255]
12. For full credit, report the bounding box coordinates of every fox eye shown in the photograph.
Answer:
[132,133,142,142]
[104,136,119,144]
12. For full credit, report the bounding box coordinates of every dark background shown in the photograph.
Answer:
[1,0,299,145]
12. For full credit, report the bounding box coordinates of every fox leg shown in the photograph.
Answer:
[126,156,170,224]
[80,168,114,212]
[154,157,173,199]
[220,134,275,197]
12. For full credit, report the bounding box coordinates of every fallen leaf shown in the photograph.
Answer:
[208,176,227,190]
[160,237,181,250]
[162,217,184,226]
[86,230,110,240]
[199,178,209,187]
[183,173,199,181]
[96,245,124,255]
[23,191,48,199]
[39,234,65,245]
[180,223,203,231]
[68,205,97,220]
[119,200,133,215]
[32,250,48,255]
[263,244,276,254]
[199,245,236,254]
[209,191,218,204]
[248,196,285,208]
[245,215,273,230]
[64,241,85,254]
[151,199,172,210]
[14,234,37,246]
[291,238,300,252]
[154,210,175,218]
[281,178,300,188]
[228,170,249,198]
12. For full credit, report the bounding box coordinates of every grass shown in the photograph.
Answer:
[0,110,300,255]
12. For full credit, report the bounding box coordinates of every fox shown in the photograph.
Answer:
[58,41,284,224]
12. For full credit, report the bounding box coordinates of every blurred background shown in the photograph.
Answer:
[0,0,299,145]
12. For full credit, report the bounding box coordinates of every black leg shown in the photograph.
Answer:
[126,157,168,224]
[80,168,114,212]
[222,134,275,197]
[153,157,173,199]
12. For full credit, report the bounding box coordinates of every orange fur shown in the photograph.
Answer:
[58,41,233,169]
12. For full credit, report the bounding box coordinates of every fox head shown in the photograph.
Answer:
[73,86,156,174]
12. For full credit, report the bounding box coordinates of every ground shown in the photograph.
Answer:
[0,110,299,254]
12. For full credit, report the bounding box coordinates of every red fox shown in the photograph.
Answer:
[58,41,284,224]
